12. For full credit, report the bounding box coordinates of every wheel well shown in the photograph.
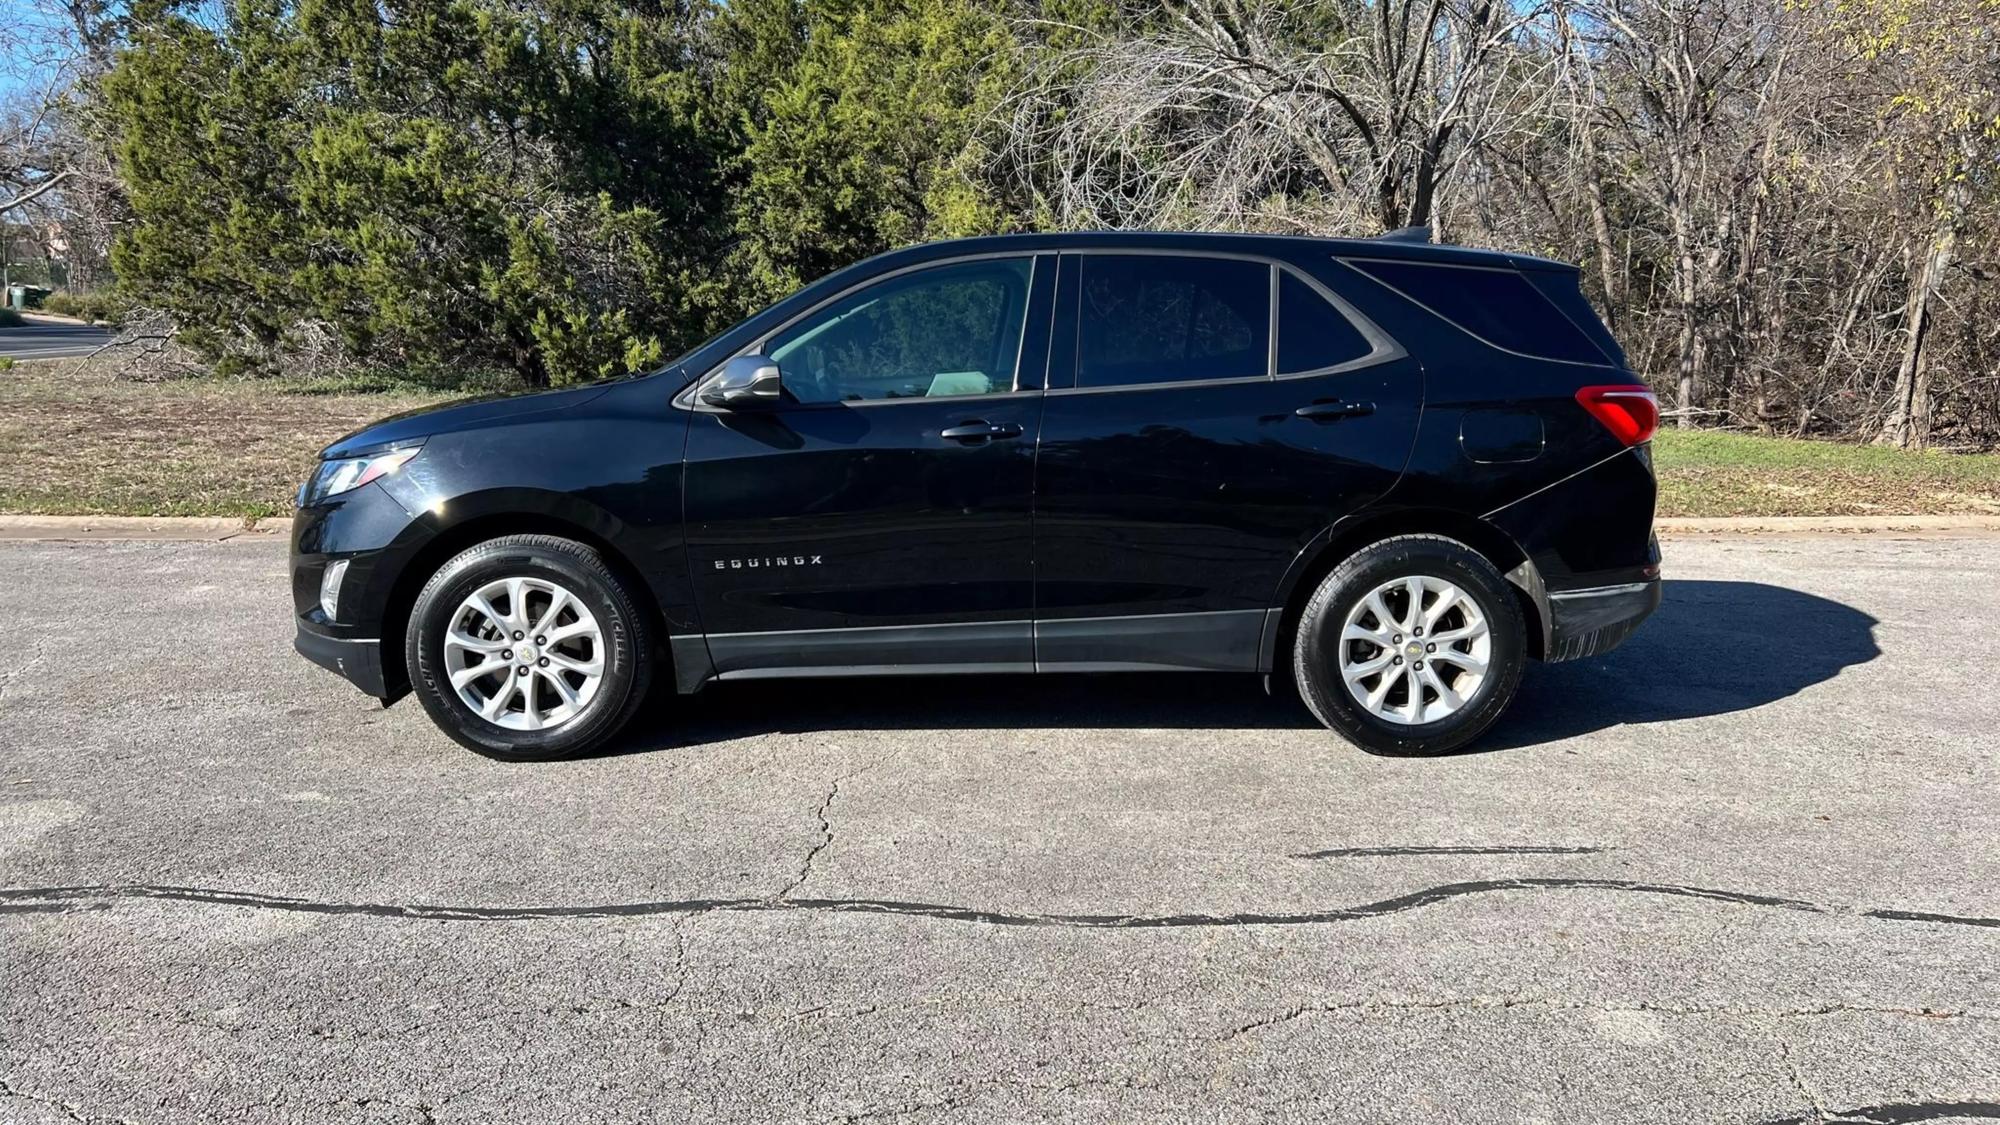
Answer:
[379,514,669,695]
[1268,509,1545,681]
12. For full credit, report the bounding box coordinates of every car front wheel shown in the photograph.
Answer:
[1293,534,1525,756]
[406,534,653,761]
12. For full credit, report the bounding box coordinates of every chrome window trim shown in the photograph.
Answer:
[1267,262,1281,377]
[1336,254,1616,369]
[675,252,1045,413]
[1046,377,1259,398]
[1275,260,1406,376]
[676,245,1412,409]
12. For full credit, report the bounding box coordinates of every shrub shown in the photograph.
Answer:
[40,291,131,327]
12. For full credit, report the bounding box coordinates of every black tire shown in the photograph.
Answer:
[406,534,654,761]
[1292,534,1525,756]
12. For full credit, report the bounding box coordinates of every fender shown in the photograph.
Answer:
[366,481,702,699]
[1254,500,1549,674]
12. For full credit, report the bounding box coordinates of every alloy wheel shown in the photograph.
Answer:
[442,576,604,731]
[1337,575,1491,725]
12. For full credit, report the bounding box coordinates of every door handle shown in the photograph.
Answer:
[1294,400,1376,421]
[940,420,1024,442]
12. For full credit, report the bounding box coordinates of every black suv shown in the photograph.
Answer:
[292,231,1661,760]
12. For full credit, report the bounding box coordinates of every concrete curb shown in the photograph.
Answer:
[2,512,1998,542]
[1653,514,2000,535]
[0,515,291,541]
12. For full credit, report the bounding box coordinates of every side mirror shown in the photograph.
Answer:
[701,354,784,409]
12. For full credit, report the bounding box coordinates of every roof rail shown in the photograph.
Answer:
[1376,226,1434,244]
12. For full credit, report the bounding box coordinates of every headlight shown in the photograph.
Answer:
[303,445,422,505]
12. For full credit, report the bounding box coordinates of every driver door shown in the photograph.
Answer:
[682,254,1053,678]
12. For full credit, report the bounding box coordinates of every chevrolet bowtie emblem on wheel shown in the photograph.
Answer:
[716,555,823,569]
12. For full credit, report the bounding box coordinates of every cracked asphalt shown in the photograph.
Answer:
[0,533,1995,1124]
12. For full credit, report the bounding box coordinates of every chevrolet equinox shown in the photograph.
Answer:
[291,231,1662,760]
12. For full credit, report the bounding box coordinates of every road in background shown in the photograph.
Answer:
[0,534,1994,1123]
[0,318,116,360]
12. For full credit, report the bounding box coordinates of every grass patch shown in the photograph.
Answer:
[2,365,1997,519]
[1651,428,2000,517]
[0,362,459,518]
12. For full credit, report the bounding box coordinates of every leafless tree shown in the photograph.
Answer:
[996,0,2000,448]
[1,0,124,288]
[1005,0,1561,235]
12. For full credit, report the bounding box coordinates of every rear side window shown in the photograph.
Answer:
[1278,271,1373,373]
[1078,255,1270,387]
[1348,260,1609,365]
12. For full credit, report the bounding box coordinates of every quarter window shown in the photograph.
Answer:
[1077,255,1270,388]
[1277,271,1374,373]
[767,257,1034,403]
[1347,259,1608,365]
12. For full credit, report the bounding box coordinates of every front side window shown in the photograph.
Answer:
[1077,255,1270,388]
[767,257,1034,404]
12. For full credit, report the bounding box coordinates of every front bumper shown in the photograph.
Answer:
[1544,578,1662,662]
[295,621,402,701]
[291,478,430,703]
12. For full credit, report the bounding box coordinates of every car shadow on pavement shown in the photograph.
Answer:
[628,668,1321,748]
[613,579,1877,753]
[1482,579,1879,749]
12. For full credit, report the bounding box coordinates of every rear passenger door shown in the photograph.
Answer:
[1031,252,1421,671]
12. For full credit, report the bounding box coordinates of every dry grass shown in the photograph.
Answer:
[4,360,1999,519]
[1650,428,2000,517]
[0,361,455,518]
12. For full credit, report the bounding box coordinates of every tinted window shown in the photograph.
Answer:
[1526,269,1628,367]
[1078,255,1270,387]
[1278,271,1373,373]
[1350,260,1608,364]
[768,257,1033,403]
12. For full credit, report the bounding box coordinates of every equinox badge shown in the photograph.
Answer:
[716,555,823,569]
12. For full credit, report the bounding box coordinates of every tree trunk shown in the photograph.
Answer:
[512,336,550,389]
[1877,198,1962,448]
[1581,131,1622,331]
[1670,210,1701,428]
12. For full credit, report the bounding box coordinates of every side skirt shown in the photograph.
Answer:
[1034,608,1267,673]
[704,620,1033,683]
[676,610,1270,690]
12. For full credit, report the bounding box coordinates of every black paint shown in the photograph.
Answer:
[289,230,1662,704]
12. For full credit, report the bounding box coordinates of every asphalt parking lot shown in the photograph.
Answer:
[0,532,1994,1124]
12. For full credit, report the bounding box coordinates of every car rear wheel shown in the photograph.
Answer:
[407,534,653,761]
[1293,534,1525,756]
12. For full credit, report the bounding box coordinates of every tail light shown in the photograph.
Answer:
[1575,385,1659,445]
